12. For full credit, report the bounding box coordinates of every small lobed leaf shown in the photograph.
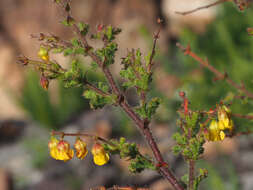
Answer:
[78,22,89,36]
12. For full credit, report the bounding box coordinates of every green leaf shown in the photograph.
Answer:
[78,22,89,36]
[96,42,118,66]
[63,48,74,56]
[71,38,80,47]
[129,155,156,173]
[61,16,75,26]
[82,83,116,109]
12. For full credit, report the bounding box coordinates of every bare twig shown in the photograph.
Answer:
[175,0,229,16]
[147,18,162,73]
[55,1,184,190]
[177,43,253,100]
[232,113,253,120]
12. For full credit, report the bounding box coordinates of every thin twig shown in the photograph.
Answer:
[232,113,253,120]
[175,0,229,16]
[147,18,162,73]
[176,43,253,100]
[85,81,111,97]
[51,130,113,145]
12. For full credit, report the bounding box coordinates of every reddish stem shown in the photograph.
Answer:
[177,43,253,100]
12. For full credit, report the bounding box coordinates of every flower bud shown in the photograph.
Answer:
[91,143,109,166]
[74,138,88,159]
[248,28,253,36]
[40,76,49,90]
[38,46,49,62]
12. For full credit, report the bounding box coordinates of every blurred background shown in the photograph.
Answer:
[0,0,253,189]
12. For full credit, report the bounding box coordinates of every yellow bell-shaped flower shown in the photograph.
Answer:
[74,138,88,159]
[48,137,74,162]
[48,136,59,160]
[218,105,233,132]
[206,120,226,141]
[56,140,74,162]
[91,143,109,166]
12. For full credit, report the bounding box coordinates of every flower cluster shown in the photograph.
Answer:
[48,136,109,165]
[205,106,233,141]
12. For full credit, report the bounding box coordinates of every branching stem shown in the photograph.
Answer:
[55,1,184,189]
[175,0,230,16]
[177,43,253,100]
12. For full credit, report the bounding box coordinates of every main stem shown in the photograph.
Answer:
[188,160,195,190]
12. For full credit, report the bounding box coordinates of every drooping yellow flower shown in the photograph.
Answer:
[38,46,49,62]
[56,140,74,162]
[205,120,225,141]
[218,105,233,132]
[48,136,59,160]
[48,137,74,162]
[74,138,88,159]
[91,143,109,166]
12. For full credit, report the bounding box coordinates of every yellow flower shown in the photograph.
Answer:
[74,138,88,159]
[38,46,49,62]
[218,105,233,132]
[56,140,74,162]
[48,136,59,160]
[91,143,109,166]
[205,120,225,141]
[48,137,74,162]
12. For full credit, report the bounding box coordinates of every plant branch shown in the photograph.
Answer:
[176,43,253,100]
[147,18,162,74]
[188,160,195,190]
[55,1,184,189]
[51,130,113,145]
[85,81,111,97]
[232,113,253,120]
[175,0,229,16]
[91,186,150,190]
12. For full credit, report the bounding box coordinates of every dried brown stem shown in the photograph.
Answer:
[55,1,184,189]
[177,43,253,100]
[175,0,229,16]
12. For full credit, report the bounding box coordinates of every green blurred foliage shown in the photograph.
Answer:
[197,159,240,190]
[18,71,89,129]
[159,4,253,133]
